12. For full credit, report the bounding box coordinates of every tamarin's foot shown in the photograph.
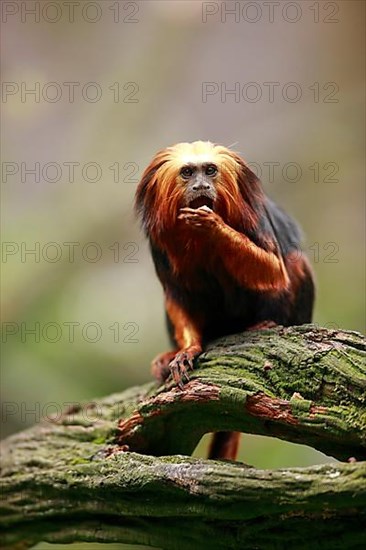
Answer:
[168,351,196,389]
[152,348,200,389]
[151,350,178,383]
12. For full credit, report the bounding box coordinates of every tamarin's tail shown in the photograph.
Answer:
[208,431,241,460]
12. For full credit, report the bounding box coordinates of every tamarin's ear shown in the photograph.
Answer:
[230,152,264,213]
[135,164,155,216]
[135,157,165,217]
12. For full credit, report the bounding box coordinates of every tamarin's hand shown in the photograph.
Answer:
[135,141,315,459]
[178,205,223,231]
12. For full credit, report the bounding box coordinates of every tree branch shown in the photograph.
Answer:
[1,325,365,549]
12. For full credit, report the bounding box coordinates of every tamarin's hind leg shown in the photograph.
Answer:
[208,431,241,460]
[164,296,203,388]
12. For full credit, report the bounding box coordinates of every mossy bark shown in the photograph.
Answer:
[1,325,365,549]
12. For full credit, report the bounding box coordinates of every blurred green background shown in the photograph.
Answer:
[1,2,365,548]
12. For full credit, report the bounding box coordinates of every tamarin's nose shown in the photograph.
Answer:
[192,181,211,191]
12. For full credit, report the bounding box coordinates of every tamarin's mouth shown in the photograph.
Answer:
[189,196,214,210]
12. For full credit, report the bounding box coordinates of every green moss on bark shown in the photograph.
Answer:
[1,325,365,550]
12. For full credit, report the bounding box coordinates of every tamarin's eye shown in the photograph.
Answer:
[205,164,218,177]
[180,166,194,179]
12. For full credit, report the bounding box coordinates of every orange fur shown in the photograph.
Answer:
[213,222,289,291]
[286,251,315,302]
[165,295,202,351]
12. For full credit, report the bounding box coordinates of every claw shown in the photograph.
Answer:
[151,350,178,383]
[168,352,195,389]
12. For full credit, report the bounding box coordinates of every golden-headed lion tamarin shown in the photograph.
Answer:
[135,141,315,460]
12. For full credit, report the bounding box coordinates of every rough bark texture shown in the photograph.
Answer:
[1,325,365,550]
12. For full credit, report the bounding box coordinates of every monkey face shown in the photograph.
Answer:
[179,162,218,210]
[136,141,263,238]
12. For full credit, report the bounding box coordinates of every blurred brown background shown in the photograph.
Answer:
[1,2,365,547]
